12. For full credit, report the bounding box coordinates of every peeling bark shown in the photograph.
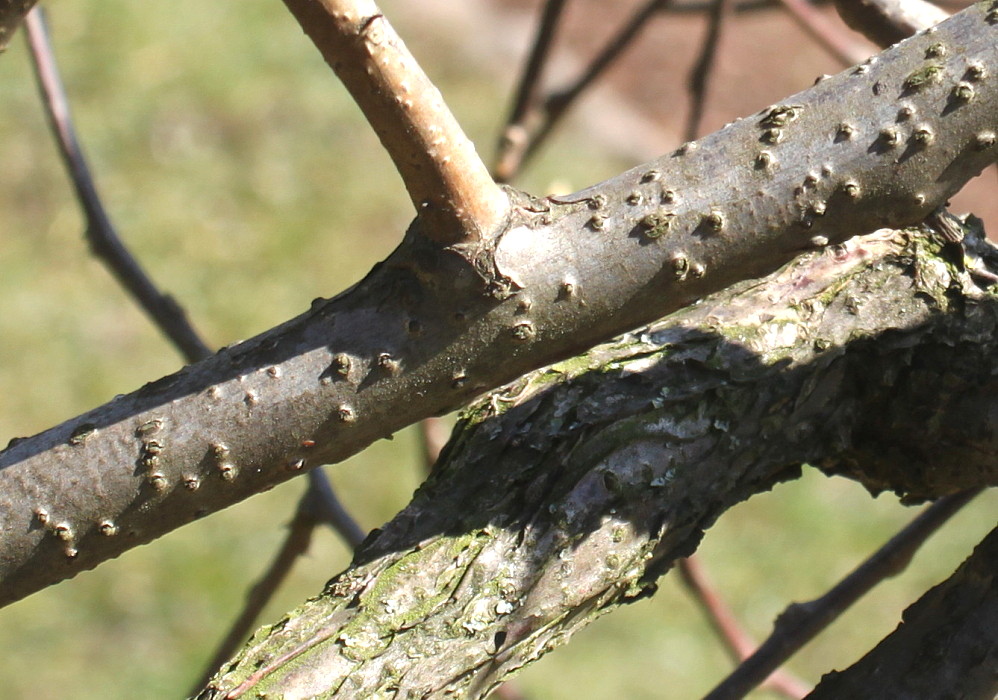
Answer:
[1,3,997,608]
[199,226,998,698]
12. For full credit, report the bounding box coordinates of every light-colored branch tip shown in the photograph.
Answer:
[282,0,508,244]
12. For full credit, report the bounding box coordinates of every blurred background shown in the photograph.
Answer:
[0,0,993,697]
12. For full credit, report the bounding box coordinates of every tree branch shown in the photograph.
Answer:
[806,526,998,699]
[1,3,997,607]
[23,8,212,364]
[279,0,508,244]
[199,225,998,697]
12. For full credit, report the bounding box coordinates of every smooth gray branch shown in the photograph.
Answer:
[1,3,997,607]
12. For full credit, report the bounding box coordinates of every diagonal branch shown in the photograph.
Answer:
[806,525,998,699]
[279,0,508,244]
[678,557,810,698]
[703,488,983,700]
[1,3,996,608]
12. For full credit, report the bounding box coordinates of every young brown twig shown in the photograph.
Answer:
[24,8,212,364]
[684,0,733,142]
[702,488,983,700]
[280,0,508,245]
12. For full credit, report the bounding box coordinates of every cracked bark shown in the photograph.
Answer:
[199,225,998,698]
[1,3,997,608]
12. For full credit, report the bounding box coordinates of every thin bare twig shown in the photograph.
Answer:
[678,557,810,699]
[684,0,733,142]
[511,0,674,177]
[494,0,569,183]
[703,488,983,700]
[832,0,948,47]
[24,8,211,364]
[280,0,507,244]
[775,0,871,66]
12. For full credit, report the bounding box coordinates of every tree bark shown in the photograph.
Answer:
[198,224,998,698]
[1,3,997,608]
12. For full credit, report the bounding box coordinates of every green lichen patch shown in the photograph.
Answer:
[902,63,944,92]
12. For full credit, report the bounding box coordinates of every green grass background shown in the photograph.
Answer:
[0,2,993,698]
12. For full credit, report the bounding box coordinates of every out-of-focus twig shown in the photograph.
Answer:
[495,0,568,183]
[702,488,983,700]
[419,415,451,470]
[24,8,212,364]
[775,0,872,66]
[498,0,673,181]
[684,0,733,142]
[678,557,810,699]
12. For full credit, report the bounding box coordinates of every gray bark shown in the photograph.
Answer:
[198,224,998,698]
[1,3,997,608]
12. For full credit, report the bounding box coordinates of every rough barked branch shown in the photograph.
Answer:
[1,4,997,607]
[200,226,998,698]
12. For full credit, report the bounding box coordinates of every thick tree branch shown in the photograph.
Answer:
[1,4,997,607]
[199,226,998,698]
[279,0,508,244]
